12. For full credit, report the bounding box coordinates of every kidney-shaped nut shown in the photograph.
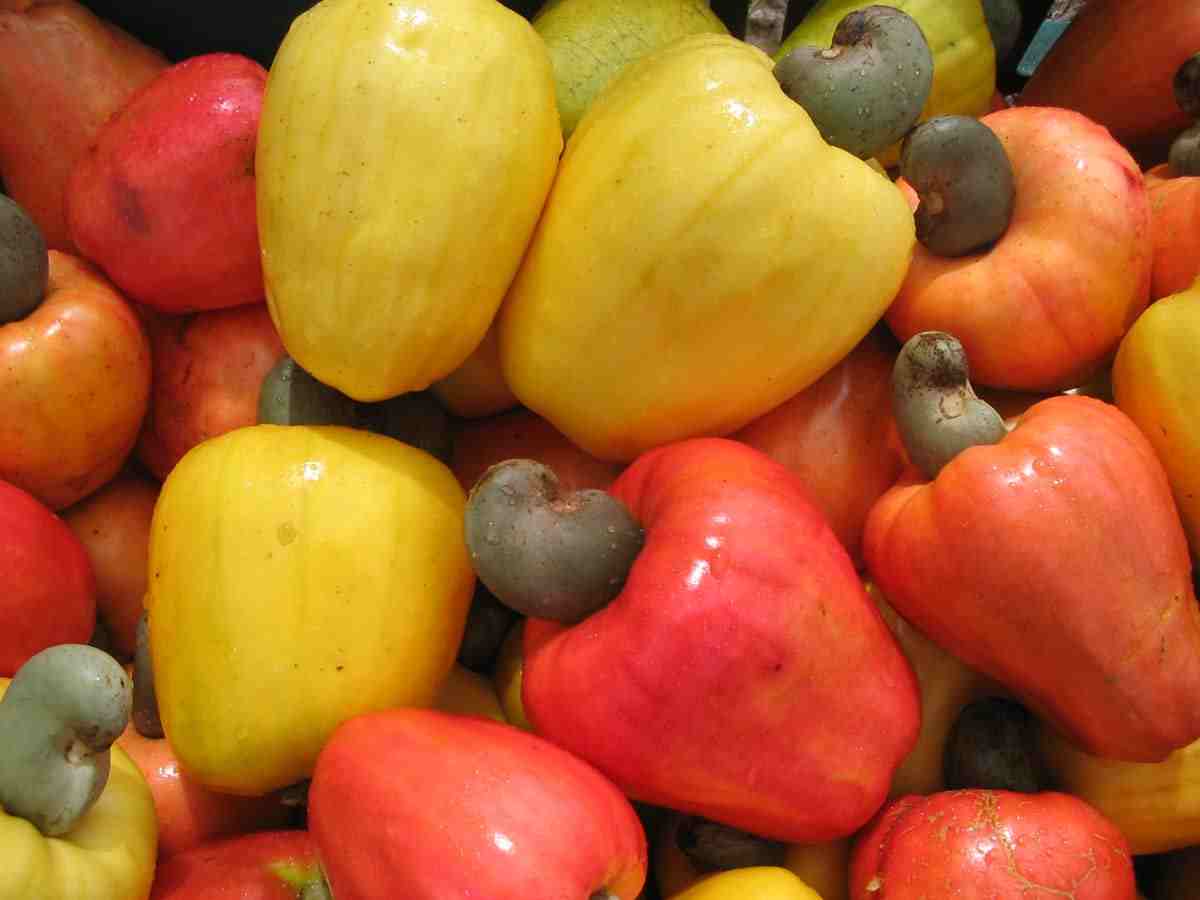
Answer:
[464,459,644,624]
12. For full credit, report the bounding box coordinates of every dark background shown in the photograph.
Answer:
[78,0,1055,94]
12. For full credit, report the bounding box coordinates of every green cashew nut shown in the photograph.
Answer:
[773,5,933,160]
[892,331,1008,480]
[0,194,48,326]
[900,115,1016,257]
[464,459,644,624]
[0,643,132,836]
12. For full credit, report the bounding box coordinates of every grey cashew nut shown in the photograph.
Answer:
[464,459,643,625]
[892,332,1008,480]
[0,644,132,836]
[900,115,1016,257]
[773,5,933,160]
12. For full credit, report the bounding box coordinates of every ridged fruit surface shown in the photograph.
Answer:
[256,0,561,401]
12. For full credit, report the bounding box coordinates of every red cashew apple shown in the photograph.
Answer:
[733,329,906,569]
[63,470,159,659]
[1144,163,1200,301]
[0,479,96,676]
[136,302,286,480]
[451,406,625,496]
[865,395,1200,762]
[309,708,648,900]
[849,790,1136,899]
[0,250,152,509]
[887,106,1152,393]
[1018,0,1200,164]
[149,829,323,899]
[0,0,167,251]
[117,726,292,859]
[523,438,920,842]
[67,52,268,313]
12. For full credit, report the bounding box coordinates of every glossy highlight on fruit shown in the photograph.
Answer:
[500,33,915,461]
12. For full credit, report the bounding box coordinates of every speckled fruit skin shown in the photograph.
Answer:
[256,0,562,402]
[849,790,1136,900]
[147,425,475,796]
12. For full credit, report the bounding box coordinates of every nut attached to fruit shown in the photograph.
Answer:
[464,459,644,624]
[773,5,933,160]
[900,115,1016,257]
[0,643,132,836]
[892,331,1007,479]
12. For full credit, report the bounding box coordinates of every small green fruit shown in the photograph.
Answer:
[534,0,728,138]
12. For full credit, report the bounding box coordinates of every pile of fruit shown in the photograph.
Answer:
[2,0,1199,897]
